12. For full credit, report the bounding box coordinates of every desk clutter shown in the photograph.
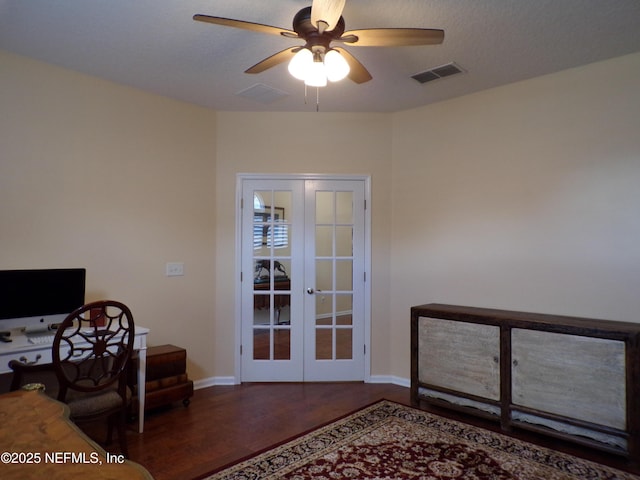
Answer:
[132,344,194,413]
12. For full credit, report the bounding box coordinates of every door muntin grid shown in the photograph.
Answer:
[252,191,292,361]
[314,190,354,361]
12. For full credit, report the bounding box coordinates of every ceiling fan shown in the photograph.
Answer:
[193,0,444,87]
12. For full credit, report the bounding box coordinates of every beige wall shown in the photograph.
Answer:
[0,50,218,381]
[3,47,639,384]
[389,52,640,378]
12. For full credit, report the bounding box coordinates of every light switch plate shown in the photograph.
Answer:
[166,262,184,276]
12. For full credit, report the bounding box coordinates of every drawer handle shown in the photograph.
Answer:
[18,354,42,365]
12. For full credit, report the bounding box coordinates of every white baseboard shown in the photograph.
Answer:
[194,375,409,389]
[367,375,410,388]
[193,376,238,389]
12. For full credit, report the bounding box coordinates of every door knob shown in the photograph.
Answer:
[307,288,323,294]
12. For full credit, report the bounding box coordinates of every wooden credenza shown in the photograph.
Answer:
[411,303,640,459]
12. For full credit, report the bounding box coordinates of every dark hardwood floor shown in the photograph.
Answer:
[89,383,638,480]
[124,383,409,480]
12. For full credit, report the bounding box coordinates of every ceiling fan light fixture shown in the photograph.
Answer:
[324,49,350,82]
[195,3,445,91]
[288,48,313,80]
[288,47,349,86]
[304,59,328,87]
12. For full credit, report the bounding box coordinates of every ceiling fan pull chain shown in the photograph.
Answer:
[316,87,320,112]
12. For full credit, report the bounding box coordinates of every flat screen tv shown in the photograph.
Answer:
[0,268,86,331]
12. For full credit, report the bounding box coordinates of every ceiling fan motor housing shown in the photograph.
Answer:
[293,6,345,51]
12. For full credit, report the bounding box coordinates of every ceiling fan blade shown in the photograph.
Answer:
[193,14,297,38]
[245,47,300,74]
[333,47,372,84]
[311,0,346,32]
[341,28,444,47]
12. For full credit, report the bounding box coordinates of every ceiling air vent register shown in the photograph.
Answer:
[412,62,465,84]
[236,83,289,104]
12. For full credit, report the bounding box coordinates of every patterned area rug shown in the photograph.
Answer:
[201,400,638,480]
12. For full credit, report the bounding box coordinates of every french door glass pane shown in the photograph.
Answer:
[315,226,333,256]
[253,329,269,360]
[336,294,352,325]
[253,190,292,361]
[274,330,291,360]
[315,260,333,291]
[315,191,333,224]
[314,190,355,361]
[253,295,270,326]
[335,260,353,291]
[335,226,353,256]
[335,192,353,224]
[336,329,353,359]
[315,329,332,360]
[315,294,332,324]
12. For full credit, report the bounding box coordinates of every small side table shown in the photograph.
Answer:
[133,344,194,412]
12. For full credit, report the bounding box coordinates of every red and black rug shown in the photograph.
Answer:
[201,400,638,479]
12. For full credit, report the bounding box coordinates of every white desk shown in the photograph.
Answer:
[0,326,149,433]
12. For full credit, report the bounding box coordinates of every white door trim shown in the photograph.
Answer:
[234,173,372,383]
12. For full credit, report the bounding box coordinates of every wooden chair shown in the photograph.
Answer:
[9,300,135,457]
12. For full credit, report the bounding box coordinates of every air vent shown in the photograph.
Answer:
[412,62,465,84]
[236,83,289,104]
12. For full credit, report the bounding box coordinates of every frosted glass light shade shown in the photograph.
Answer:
[288,48,313,80]
[304,60,327,87]
[288,47,349,87]
[324,49,350,82]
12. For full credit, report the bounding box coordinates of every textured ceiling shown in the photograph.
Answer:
[1,0,639,112]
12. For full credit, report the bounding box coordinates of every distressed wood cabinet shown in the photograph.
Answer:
[411,303,640,459]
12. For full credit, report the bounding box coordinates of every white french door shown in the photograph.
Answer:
[239,176,368,382]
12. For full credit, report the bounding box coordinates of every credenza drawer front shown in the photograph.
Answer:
[418,317,500,400]
[511,328,626,430]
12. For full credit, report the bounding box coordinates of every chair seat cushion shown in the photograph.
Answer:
[66,388,130,418]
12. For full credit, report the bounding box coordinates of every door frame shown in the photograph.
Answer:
[234,173,372,383]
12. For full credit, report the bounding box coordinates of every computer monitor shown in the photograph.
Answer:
[0,268,86,332]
